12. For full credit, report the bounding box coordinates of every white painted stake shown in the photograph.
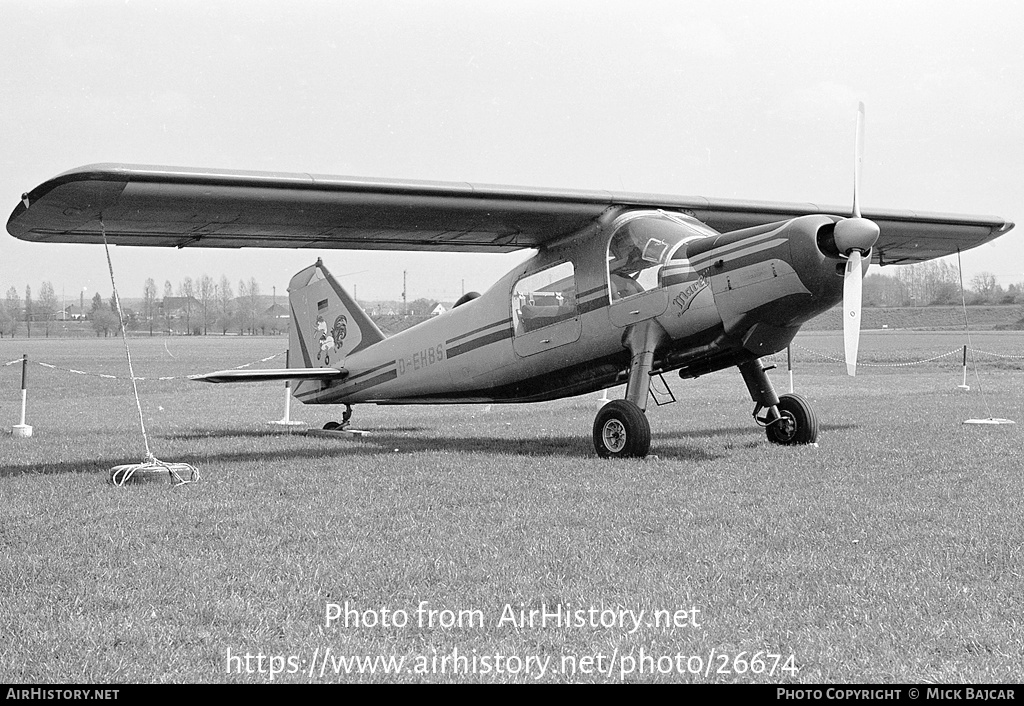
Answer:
[270,351,305,426]
[12,354,32,438]
[787,346,794,394]
[271,380,305,426]
[957,344,970,391]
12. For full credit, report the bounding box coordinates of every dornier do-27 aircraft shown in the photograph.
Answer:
[6,108,1015,458]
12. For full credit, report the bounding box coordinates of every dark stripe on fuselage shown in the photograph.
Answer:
[577,282,609,315]
[577,297,607,314]
[297,367,399,401]
[445,317,513,345]
[343,359,396,383]
[446,327,513,358]
[660,273,702,288]
[339,368,399,397]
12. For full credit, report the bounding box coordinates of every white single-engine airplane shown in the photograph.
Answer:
[6,109,1014,457]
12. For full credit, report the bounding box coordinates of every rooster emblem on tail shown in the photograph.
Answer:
[314,314,348,365]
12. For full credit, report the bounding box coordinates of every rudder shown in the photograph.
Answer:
[288,259,385,368]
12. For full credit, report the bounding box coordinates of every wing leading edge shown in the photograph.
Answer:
[8,163,1014,264]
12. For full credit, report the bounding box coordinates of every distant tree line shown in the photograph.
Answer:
[151,275,281,336]
[863,261,1023,307]
[2,263,1021,338]
[0,275,286,337]
[0,282,61,338]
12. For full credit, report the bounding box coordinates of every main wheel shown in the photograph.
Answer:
[593,400,651,458]
[765,393,818,445]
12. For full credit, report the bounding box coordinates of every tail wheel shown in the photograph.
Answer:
[593,400,651,458]
[766,393,818,445]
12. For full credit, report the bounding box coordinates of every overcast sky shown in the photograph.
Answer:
[1,0,1020,303]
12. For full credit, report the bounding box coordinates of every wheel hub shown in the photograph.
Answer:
[772,412,797,442]
[602,419,627,453]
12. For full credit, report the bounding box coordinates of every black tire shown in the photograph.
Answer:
[323,421,341,431]
[765,393,818,445]
[593,400,651,458]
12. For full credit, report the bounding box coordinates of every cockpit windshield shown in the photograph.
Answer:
[607,213,715,301]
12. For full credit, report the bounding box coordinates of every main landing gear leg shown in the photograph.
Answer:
[593,322,665,459]
[738,359,818,445]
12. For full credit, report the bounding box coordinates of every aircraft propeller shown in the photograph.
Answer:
[834,103,880,376]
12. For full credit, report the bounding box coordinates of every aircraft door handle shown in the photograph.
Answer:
[540,339,551,344]
[630,310,640,315]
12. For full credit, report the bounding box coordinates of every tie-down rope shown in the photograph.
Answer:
[101,221,199,486]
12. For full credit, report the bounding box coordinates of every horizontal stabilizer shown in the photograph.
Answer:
[190,367,347,384]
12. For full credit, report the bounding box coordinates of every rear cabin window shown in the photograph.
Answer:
[512,262,578,334]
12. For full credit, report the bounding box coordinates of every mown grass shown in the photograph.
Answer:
[1,333,1022,683]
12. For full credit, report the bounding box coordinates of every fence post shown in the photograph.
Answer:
[787,346,794,394]
[12,354,33,438]
[270,350,304,426]
[958,345,970,390]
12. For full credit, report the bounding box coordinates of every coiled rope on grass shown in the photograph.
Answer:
[101,221,199,487]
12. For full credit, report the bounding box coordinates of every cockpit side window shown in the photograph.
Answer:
[607,216,694,302]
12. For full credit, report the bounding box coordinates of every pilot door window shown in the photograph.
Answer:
[512,262,578,334]
[607,217,679,302]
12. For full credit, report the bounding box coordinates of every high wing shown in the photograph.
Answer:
[8,163,1013,264]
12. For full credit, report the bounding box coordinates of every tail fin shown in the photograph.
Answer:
[288,259,385,368]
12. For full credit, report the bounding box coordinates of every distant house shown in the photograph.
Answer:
[430,303,446,316]
[264,302,290,333]
[368,302,399,317]
[160,296,200,320]
[264,302,289,321]
[58,305,88,321]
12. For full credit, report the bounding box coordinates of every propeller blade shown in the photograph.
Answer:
[853,101,865,219]
[843,249,863,376]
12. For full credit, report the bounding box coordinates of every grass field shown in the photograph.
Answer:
[1,331,1022,683]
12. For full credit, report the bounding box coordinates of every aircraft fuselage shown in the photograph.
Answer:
[291,209,853,406]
